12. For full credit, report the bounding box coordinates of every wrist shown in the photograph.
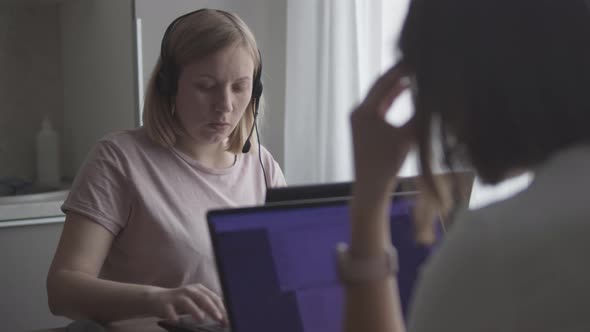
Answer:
[336,242,398,284]
[350,180,394,221]
[140,285,164,317]
[353,176,396,198]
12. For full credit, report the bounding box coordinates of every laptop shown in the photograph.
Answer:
[266,172,474,205]
[196,194,441,332]
[265,171,474,231]
[265,181,357,204]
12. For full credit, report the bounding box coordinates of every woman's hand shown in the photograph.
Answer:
[345,62,412,332]
[350,62,415,195]
[145,283,227,325]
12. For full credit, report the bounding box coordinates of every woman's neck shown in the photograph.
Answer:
[175,137,235,169]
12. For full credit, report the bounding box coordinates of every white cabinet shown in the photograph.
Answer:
[0,218,70,331]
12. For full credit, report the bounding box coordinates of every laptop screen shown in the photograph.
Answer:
[264,179,414,204]
[207,197,440,332]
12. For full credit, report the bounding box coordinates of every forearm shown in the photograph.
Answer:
[345,182,406,332]
[350,182,392,256]
[47,269,158,323]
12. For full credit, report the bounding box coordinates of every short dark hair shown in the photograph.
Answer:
[399,0,590,199]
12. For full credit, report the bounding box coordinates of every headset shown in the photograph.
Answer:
[156,8,268,189]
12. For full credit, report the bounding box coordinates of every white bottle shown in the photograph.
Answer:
[36,115,60,188]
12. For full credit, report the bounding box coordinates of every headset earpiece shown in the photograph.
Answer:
[156,62,179,96]
[252,72,263,102]
[251,51,264,113]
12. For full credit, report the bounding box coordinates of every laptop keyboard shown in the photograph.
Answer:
[197,324,230,332]
[158,317,230,332]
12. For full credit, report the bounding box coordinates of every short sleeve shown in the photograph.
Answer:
[407,213,505,332]
[61,139,132,235]
[270,160,287,187]
[259,146,287,188]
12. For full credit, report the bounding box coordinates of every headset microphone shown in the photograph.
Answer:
[241,128,254,153]
[241,53,268,190]
[241,54,263,154]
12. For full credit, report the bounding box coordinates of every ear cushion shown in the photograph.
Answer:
[252,61,263,102]
[156,62,178,97]
[252,78,263,100]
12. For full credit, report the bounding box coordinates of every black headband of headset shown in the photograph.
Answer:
[155,8,263,114]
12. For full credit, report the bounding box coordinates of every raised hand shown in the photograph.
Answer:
[350,62,415,194]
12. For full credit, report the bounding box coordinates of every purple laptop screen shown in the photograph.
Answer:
[207,198,439,332]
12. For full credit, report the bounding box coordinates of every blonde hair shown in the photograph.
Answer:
[142,9,263,153]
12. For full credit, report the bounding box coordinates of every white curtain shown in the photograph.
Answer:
[284,0,412,185]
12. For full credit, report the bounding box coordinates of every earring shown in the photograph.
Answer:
[171,104,176,116]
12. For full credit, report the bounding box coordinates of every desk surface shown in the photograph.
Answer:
[35,317,167,332]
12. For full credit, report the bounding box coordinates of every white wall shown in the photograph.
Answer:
[135,0,287,167]
[60,0,138,178]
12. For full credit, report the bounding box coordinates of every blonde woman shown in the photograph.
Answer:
[47,9,285,325]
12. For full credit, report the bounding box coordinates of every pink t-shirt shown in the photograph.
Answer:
[61,127,286,295]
